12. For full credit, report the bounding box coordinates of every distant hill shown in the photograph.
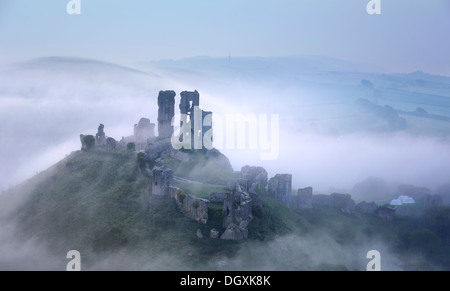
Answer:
[2,55,450,193]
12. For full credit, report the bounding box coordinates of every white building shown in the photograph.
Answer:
[399,196,415,204]
[390,195,416,206]
[390,199,403,206]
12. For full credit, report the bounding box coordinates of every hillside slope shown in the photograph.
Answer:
[1,147,449,270]
[0,148,308,270]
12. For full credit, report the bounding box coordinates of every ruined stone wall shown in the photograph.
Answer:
[80,124,115,150]
[268,174,292,207]
[157,90,176,139]
[179,90,200,116]
[134,117,155,143]
[221,181,253,239]
[95,124,107,147]
[312,193,355,214]
[179,91,200,149]
[291,187,313,210]
[151,167,173,196]
[173,189,209,224]
[355,201,378,215]
[241,166,268,188]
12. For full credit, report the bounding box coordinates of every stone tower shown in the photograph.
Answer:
[268,174,292,207]
[151,166,173,196]
[179,91,200,147]
[134,117,155,143]
[179,90,200,117]
[95,124,107,146]
[157,90,176,139]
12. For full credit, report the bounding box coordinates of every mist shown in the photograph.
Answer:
[1,56,450,197]
[0,55,449,271]
[0,58,165,190]
[0,218,408,271]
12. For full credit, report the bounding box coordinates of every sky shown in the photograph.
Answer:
[0,0,449,75]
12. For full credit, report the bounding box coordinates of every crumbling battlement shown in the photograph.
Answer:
[291,187,313,210]
[268,174,292,207]
[221,180,253,240]
[240,165,268,189]
[80,124,116,150]
[180,90,200,116]
[134,117,155,143]
[157,90,212,150]
[96,124,107,146]
[157,90,176,139]
[311,193,355,214]
[174,190,209,225]
[151,166,173,196]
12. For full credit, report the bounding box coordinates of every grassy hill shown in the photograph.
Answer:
[1,147,449,270]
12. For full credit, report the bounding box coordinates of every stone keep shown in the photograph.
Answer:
[157,90,176,139]
[180,91,199,147]
[151,166,173,196]
[95,124,107,147]
[134,117,155,143]
[179,90,200,117]
[268,174,292,207]
[178,90,213,150]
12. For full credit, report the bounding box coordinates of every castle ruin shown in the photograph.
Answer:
[95,124,107,147]
[76,89,428,243]
[151,166,173,197]
[157,90,176,139]
[158,90,213,150]
[134,117,155,143]
[268,174,292,207]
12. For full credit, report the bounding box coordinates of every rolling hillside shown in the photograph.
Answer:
[1,146,449,270]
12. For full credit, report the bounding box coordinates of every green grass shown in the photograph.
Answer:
[173,180,226,199]
[6,149,243,269]
[248,195,309,241]
[162,151,235,185]
[297,205,413,246]
[15,149,151,252]
[4,147,450,270]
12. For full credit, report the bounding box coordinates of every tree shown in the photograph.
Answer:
[127,142,136,152]
[137,152,146,169]
[424,206,450,241]
[409,228,441,255]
